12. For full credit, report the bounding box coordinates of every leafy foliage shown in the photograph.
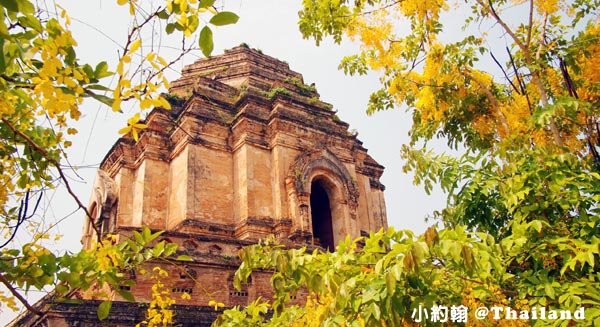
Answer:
[1,226,178,317]
[284,77,317,96]
[216,0,600,326]
[262,87,293,100]
[0,0,237,320]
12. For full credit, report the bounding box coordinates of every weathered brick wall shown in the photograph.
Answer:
[20,46,388,326]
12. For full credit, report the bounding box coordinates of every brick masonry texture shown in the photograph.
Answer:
[12,45,388,326]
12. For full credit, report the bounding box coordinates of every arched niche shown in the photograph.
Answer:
[285,149,360,248]
[310,176,337,251]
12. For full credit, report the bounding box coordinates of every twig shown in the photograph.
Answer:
[462,69,510,136]
[1,118,102,241]
[526,0,534,49]
[532,14,563,146]
[0,272,44,316]
[0,190,43,249]
[479,0,528,55]
[339,0,403,18]
[559,58,578,99]
[506,47,532,113]
[489,51,520,95]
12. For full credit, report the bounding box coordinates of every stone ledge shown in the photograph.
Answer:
[10,298,223,327]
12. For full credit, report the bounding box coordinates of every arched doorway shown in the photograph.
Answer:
[310,179,334,251]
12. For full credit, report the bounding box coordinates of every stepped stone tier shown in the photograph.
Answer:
[12,45,387,326]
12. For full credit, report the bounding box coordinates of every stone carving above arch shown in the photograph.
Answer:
[82,171,118,246]
[286,148,360,220]
[89,170,118,227]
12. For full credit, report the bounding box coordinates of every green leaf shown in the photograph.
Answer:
[157,9,169,19]
[370,302,381,320]
[385,272,396,295]
[545,284,555,299]
[65,47,76,65]
[176,255,193,261]
[308,273,322,290]
[133,231,143,245]
[199,26,213,57]
[82,64,95,80]
[209,12,239,26]
[18,14,42,32]
[0,0,19,12]
[97,301,112,320]
[165,23,176,34]
[164,243,178,256]
[199,0,215,8]
[173,22,184,31]
[141,226,152,242]
[0,10,8,38]
[117,290,135,302]
[94,61,112,79]
[144,227,162,243]
[86,84,112,92]
[529,220,543,233]
[87,92,114,107]
[0,38,5,74]
[16,0,34,14]
[153,241,165,257]
[30,267,44,277]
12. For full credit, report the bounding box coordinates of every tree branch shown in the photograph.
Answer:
[462,69,510,136]
[339,0,403,18]
[0,190,43,249]
[506,47,532,114]
[489,51,521,95]
[531,14,563,146]
[526,0,534,49]
[0,272,44,316]
[478,0,563,146]
[478,0,528,55]
[0,118,102,242]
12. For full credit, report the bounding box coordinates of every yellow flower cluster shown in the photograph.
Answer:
[113,39,171,113]
[92,236,123,271]
[498,93,530,139]
[577,23,600,104]
[338,0,598,154]
[399,0,448,22]
[291,294,334,327]
[536,0,559,14]
[461,283,529,327]
[347,11,393,58]
[0,11,90,211]
[28,20,87,126]
[136,267,176,327]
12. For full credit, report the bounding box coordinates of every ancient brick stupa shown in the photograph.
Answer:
[13,45,387,326]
